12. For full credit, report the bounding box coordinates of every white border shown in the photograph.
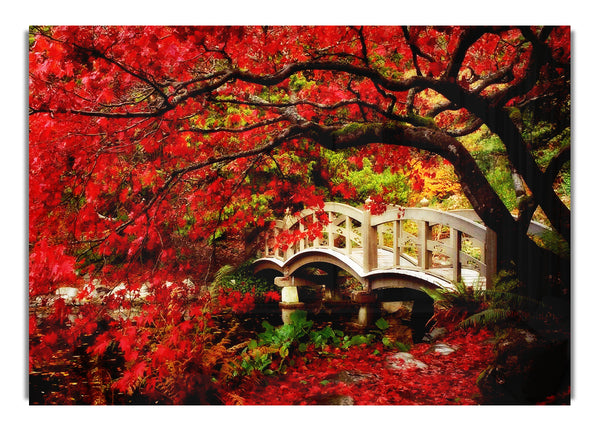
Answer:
[6,3,595,429]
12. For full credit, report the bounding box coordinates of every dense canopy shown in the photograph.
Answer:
[29,25,570,299]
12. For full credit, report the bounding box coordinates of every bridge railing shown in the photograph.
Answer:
[370,206,497,288]
[261,202,498,288]
[263,202,366,261]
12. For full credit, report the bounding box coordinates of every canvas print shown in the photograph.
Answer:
[29,26,570,405]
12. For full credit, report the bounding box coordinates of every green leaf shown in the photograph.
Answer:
[319,380,330,386]
[279,345,289,358]
[290,309,308,324]
[375,317,390,330]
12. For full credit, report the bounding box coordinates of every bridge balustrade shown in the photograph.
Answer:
[261,202,498,288]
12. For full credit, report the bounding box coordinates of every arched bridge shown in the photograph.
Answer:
[252,201,547,329]
[254,202,504,291]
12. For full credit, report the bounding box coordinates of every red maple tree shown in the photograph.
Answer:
[28,26,570,404]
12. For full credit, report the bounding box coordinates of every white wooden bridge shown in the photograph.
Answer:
[253,202,548,293]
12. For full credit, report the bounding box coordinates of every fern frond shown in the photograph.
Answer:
[221,392,247,405]
[458,308,513,330]
[209,264,235,298]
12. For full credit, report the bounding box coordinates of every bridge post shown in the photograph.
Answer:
[417,220,432,271]
[274,276,304,324]
[451,228,462,283]
[362,208,378,273]
[351,291,377,327]
[393,220,400,267]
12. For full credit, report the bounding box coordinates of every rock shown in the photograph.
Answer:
[307,394,354,405]
[387,352,428,370]
[327,370,378,384]
[381,301,412,314]
[426,342,456,355]
[422,327,447,343]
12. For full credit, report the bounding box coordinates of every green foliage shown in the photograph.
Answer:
[210,261,277,299]
[237,310,314,374]
[309,325,344,349]
[466,132,519,211]
[535,229,569,259]
[258,310,314,350]
[484,165,518,211]
[457,308,513,330]
[375,317,390,331]
[235,311,407,377]
[426,270,558,331]
[341,333,375,348]
[288,72,316,92]
[425,281,487,319]
[344,158,410,205]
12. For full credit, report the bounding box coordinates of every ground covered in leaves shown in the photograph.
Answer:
[226,328,496,405]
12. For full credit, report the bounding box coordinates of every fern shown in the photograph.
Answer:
[209,264,235,299]
[458,308,514,330]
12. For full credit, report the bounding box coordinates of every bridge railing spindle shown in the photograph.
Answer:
[312,213,319,247]
[345,215,351,256]
[393,219,400,267]
[450,228,462,283]
[299,220,305,251]
[417,220,432,271]
[327,211,334,249]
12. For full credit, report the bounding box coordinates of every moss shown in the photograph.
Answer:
[331,122,381,137]
[403,113,438,129]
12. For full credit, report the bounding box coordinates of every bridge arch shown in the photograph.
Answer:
[253,248,451,292]
[252,201,548,328]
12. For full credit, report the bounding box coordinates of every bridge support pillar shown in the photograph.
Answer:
[275,276,304,324]
[352,291,377,327]
[281,285,299,303]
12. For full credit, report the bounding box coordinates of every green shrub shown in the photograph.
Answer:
[234,311,407,377]
[210,261,278,300]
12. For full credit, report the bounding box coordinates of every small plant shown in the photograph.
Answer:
[235,310,314,375]
[210,261,280,308]
[373,317,410,351]
[424,281,487,327]
[234,312,409,378]
[457,270,559,331]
